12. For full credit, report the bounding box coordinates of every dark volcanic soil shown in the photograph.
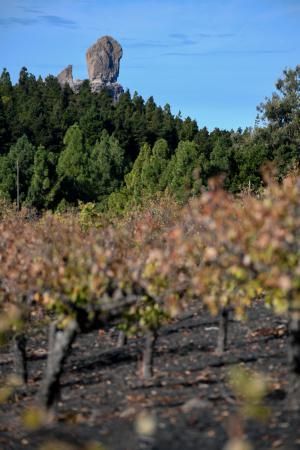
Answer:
[0,301,299,450]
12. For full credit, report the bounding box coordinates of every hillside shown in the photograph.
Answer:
[0,46,299,211]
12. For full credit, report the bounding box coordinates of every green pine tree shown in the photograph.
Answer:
[141,138,170,193]
[90,130,125,202]
[165,140,202,201]
[0,135,36,202]
[56,124,91,203]
[26,145,54,209]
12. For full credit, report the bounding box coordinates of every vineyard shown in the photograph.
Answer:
[1,171,300,449]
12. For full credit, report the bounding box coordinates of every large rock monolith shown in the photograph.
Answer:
[57,35,124,102]
[86,35,123,83]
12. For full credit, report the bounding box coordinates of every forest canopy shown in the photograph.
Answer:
[0,65,299,211]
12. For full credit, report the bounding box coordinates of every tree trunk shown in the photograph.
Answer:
[117,330,127,348]
[217,307,229,354]
[287,307,300,411]
[141,331,157,380]
[12,333,28,385]
[16,158,20,212]
[38,319,78,410]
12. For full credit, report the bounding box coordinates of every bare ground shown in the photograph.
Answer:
[0,300,299,450]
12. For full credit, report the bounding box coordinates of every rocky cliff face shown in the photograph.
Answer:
[86,36,122,83]
[57,65,84,93]
[57,36,124,102]
[57,65,73,87]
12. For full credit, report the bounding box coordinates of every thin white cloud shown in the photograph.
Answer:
[0,14,78,28]
[164,49,292,57]
[39,15,78,28]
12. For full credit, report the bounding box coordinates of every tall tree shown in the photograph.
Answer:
[0,98,8,154]
[125,143,152,198]
[0,68,13,99]
[178,116,198,141]
[0,135,36,202]
[165,140,202,201]
[26,146,54,209]
[57,124,90,203]
[256,65,300,174]
[90,130,125,202]
[141,138,170,193]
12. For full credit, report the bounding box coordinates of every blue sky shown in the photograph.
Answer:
[0,0,299,130]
